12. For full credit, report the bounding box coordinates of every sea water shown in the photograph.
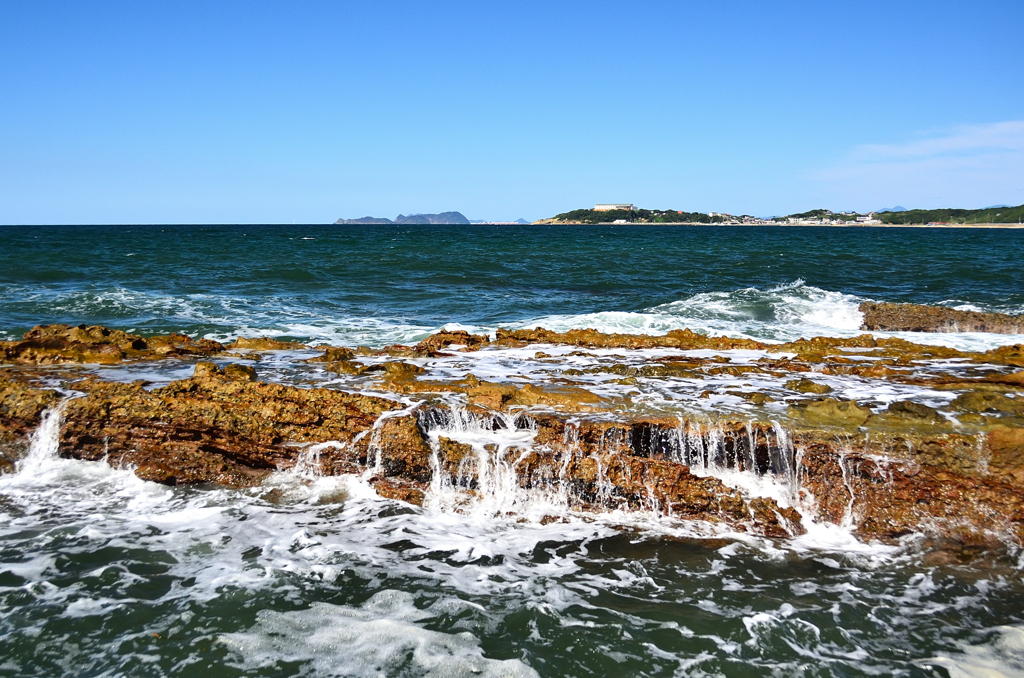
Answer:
[2,224,1024,676]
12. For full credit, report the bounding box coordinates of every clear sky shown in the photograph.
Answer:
[2,0,1022,224]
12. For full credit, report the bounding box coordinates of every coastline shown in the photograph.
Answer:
[532,220,1024,228]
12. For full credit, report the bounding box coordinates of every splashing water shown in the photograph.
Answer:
[417,406,570,519]
[16,398,73,477]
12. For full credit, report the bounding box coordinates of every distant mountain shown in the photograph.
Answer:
[516,218,530,224]
[394,211,469,225]
[877,206,907,213]
[334,216,393,224]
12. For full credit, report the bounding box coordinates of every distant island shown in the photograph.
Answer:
[533,202,1024,226]
[336,211,470,225]
[334,212,532,225]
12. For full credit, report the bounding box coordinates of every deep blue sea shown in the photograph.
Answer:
[2,224,1024,677]
[1,224,1022,347]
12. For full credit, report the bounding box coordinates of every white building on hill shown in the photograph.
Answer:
[594,203,635,211]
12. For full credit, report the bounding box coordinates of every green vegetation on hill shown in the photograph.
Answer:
[772,208,857,222]
[542,203,1024,225]
[878,204,1024,224]
[551,208,728,224]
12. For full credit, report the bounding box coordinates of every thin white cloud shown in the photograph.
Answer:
[852,121,1024,161]
[813,121,1024,210]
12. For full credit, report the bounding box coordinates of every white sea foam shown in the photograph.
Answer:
[221,591,540,678]
[517,281,1024,352]
[6,281,1021,351]
[923,625,1024,678]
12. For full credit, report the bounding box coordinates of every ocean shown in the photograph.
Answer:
[2,224,1024,677]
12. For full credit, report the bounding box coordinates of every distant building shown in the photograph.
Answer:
[594,203,635,211]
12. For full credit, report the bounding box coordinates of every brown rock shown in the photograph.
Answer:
[228,337,308,350]
[792,398,871,428]
[378,361,425,381]
[438,436,475,468]
[193,361,221,378]
[790,401,872,428]
[982,345,1024,368]
[414,330,489,353]
[1,324,225,365]
[985,371,1024,387]
[494,327,765,351]
[323,360,364,375]
[987,427,1024,484]
[304,346,357,362]
[7,325,1024,548]
[785,378,833,394]
[371,478,426,505]
[885,400,945,422]
[951,392,1024,415]
[0,372,61,433]
[860,301,1024,334]
[371,413,434,483]
[143,333,224,357]
[23,324,147,350]
[224,363,258,382]
[57,377,400,487]
[3,336,125,365]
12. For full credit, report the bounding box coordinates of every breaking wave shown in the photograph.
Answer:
[2,280,1021,352]
[517,280,1024,352]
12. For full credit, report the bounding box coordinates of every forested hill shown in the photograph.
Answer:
[544,208,728,224]
[878,204,1024,224]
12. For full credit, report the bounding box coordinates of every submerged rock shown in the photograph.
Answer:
[951,392,1024,415]
[790,398,872,428]
[884,400,945,422]
[784,378,833,394]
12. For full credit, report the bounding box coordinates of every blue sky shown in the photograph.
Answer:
[1,1,1022,223]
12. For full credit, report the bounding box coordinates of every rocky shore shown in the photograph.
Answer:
[860,301,1024,334]
[3,323,1024,555]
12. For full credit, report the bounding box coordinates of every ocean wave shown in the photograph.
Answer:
[515,280,864,341]
[0,286,443,347]
[514,280,1024,352]
[2,282,1022,352]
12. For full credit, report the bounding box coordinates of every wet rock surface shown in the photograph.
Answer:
[860,301,1024,334]
[2,324,1024,549]
[1,324,226,364]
